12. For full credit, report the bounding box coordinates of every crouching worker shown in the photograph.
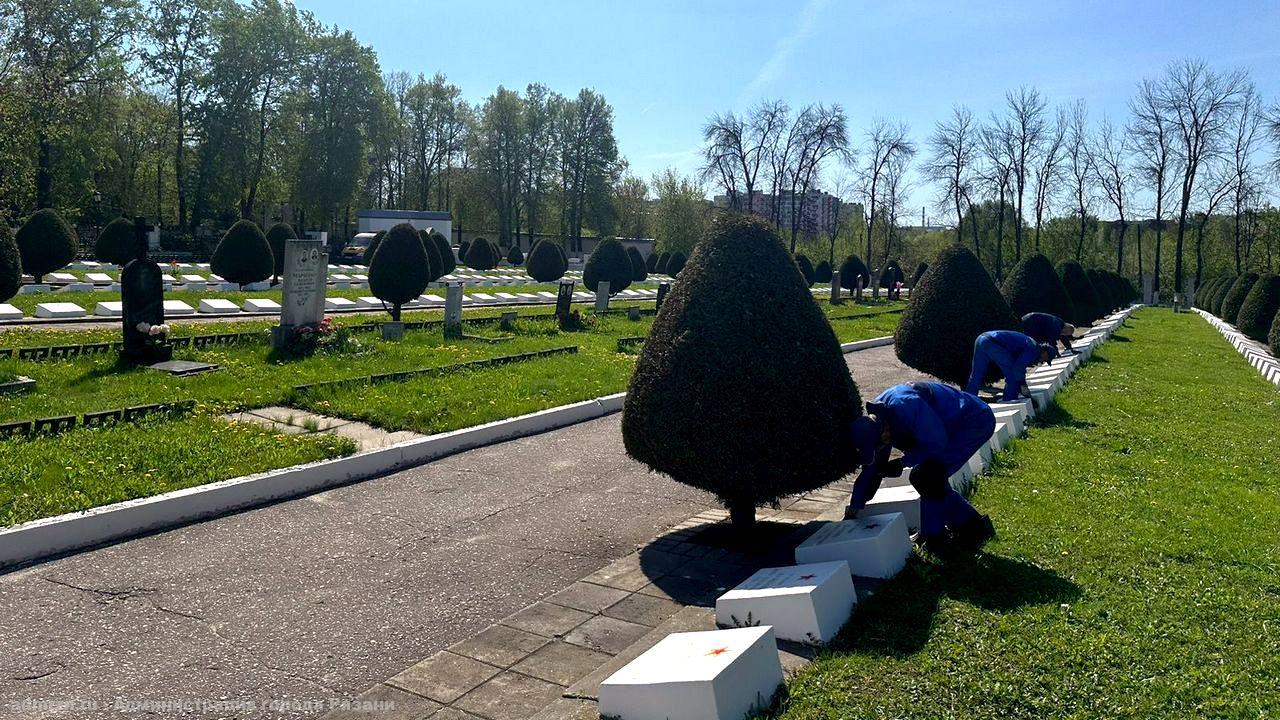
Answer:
[964,330,1057,403]
[1022,311,1076,354]
[846,382,996,556]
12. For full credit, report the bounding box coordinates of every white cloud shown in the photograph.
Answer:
[736,0,831,106]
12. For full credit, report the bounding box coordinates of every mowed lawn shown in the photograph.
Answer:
[771,308,1280,719]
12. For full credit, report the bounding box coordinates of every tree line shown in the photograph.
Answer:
[0,0,631,252]
[700,59,1280,297]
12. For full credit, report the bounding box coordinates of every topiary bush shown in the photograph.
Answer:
[622,214,861,530]
[656,252,672,275]
[211,219,274,289]
[646,252,658,273]
[814,259,832,284]
[584,238,633,294]
[838,255,871,291]
[794,254,815,287]
[459,239,471,261]
[368,223,430,321]
[94,217,137,266]
[1057,260,1103,325]
[0,225,20,302]
[1236,273,1280,342]
[465,237,498,271]
[1086,269,1116,314]
[1220,273,1260,324]
[895,245,1019,385]
[17,208,78,283]
[1002,254,1075,320]
[1208,274,1237,317]
[417,229,443,282]
[911,262,929,287]
[526,240,567,282]
[878,260,903,289]
[507,244,525,266]
[265,222,296,281]
[627,245,647,282]
[1194,277,1222,310]
[666,251,687,276]
[430,231,455,276]
[364,231,387,265]
[1270,306,1280,354]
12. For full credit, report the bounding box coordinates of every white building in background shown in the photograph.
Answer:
[356,209,452,240]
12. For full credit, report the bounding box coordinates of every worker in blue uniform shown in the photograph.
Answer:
[964,330,1057,403]
[1021,312,1076,353]
[846,382,996,556]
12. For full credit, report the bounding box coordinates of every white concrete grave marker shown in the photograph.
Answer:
[243,298,281,313]
[595,281,611,311]
[163,300,195,315]
[0,304,22,321]
[35,302,87,318]
[716,561,855,645]
[93,301,124,317]
[857,484,921,533]
[198,298,240,314]
[180,274,207,284]
[49,272,78,283]
[85,272,114,284]
[598,626,783,720]
[794,512,911,579]
[324,297,357,311]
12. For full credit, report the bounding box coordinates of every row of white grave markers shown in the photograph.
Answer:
[1,287,666,322]
[1193,309,1280,386]
[599,303,1141,720]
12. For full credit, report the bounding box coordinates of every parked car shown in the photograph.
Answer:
[340,232,377,264]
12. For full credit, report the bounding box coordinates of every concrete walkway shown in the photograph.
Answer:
[0,345,931,720]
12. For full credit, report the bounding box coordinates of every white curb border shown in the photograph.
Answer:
[0,335,904,570]
[1193,309,1280,387]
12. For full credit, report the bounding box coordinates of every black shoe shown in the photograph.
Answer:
[916,532,957,560]
[952,514,996,552]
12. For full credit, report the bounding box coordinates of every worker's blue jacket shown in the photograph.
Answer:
[1021,312,1065,345]
[867,382,996,475]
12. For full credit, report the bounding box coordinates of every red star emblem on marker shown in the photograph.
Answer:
[706,647,729,656]
[798,574,816,580]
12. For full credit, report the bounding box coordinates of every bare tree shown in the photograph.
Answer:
[700,100,787,212]
[1065,100,1094,260]
[1006,86,1047,261]
[1229,85,1262,273]
[1160,59,1247,295]
[1092,117,1132,273]
[925,106,977,247]
[1192,163,1234,286]
[979,118,1015,280]
[857,119,915,264]
[1129,78,1175,297]
[1032,107,1067,252]
[880,153,912,264]
[783,104,848,252]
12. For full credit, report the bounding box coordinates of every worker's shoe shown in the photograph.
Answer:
[951,514,996,553]
[916,532,958,561]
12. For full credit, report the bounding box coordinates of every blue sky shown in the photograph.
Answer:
[297,0,1280,215]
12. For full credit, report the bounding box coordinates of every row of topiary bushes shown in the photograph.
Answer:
[1195,271,1280,352]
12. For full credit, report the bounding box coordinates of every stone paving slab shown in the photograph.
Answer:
[223,406,425,451]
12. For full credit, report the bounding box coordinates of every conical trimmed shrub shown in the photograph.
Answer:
[465,237,498,270]
[1086,269,1115,314]
[584,238,633,294]
[1209,274,1237,317]
[1057,260,1102,324]
[369,223,430,321]
[94,217,137,266]
[794,254,815,287]
[417,229,443,282]
[0,225,20,302]
[526,240,568,282]
[430,231,455,276]
[646,253,658,272]
[656,252,671,274]
[212,219,273,288]
[459,239,471,261]
[814,260,832,284]
[878,260,903,289]
[1270,308,1280,354]
[265,223,296,280]
[895,245,1019,385]
[1221,273,1260,324]
[17,208,78,283]
[1195,277,1223,310]
[667,251,687,276]
[507,244,525,266]
[365,231,386,265]
[1002,254,1075,320]
[838,255,870,291]
[627,245,647,281]
[1236,274,1280,342]
[911,262,929,287]
[622,214,861,529]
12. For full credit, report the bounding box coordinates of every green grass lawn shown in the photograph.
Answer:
[769,308,1280,719]
[0,297,902,526]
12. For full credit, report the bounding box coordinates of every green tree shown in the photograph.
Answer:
[650,169,706,255]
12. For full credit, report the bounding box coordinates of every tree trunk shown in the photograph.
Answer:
[36,133,54,209]
[727,500,756,531]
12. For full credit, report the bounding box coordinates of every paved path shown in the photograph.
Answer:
[0,345,930,719]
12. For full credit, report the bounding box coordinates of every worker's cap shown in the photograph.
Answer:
[850,415,884,466]
[1040,343,1059,361]
[1060,323,1076,338]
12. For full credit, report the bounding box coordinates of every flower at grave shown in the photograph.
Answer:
[706,647,729,657]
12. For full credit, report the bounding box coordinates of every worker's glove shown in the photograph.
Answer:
[877,457,905,478]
